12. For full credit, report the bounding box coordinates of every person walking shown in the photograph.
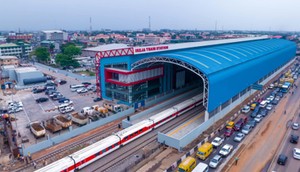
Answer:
[235,157,239,165]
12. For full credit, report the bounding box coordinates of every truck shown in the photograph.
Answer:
[43,119,62,133]
[53,115,72,128]
[29,121,46,138]
[70,112,88,126]
[92,105,109,116]
[103,101,122,113]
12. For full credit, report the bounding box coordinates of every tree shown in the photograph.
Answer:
[61,43,76,53]
[107,37,114,43]
[64,45,81,57]
[34,47,50,63]
[49,44,55,53]
[98,38,105,43]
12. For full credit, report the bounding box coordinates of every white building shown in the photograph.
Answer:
[0,43,33,58]
[41,30,68,41]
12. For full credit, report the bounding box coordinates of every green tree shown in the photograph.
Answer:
[64,45,81,57]
[49,44,55,53]
[107,37,114,43]
[61,43,76,53]
[98,38,106,43]
[34,47,50,63]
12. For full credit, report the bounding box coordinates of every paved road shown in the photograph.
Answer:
[270,105,300,172]
[227,79,300,172]
[34,62,96,81]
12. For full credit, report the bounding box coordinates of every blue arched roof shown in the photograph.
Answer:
[129,39,296,112]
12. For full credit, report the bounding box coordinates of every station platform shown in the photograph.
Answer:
[166,112,205,139]
[129,88,201,125]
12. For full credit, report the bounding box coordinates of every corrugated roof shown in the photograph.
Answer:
[84,44,129,52]
[0,43,18,48]
[0,56,18,60]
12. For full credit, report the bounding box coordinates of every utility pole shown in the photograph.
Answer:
[90,17,92,34]
[149,16,151,31]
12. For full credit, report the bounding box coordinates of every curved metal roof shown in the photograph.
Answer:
[129,39,296,112]
[155,39,294,75]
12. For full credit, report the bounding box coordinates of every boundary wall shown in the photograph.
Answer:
[20,107,134,156]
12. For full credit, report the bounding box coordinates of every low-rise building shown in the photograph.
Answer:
[0,56,19,66]
[0,42,33,58]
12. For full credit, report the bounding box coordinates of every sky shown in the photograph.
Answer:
[1,0,300,32]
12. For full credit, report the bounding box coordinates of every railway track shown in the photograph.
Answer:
[16,122,119,172]
[87,106,205,172]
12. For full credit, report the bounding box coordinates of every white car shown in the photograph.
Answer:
[266,104,273,110]
[219,144,233,157]
[234,132,245,142]
[254,115,263,123]
[211,137,224,148]
[292,123,300,130]
[242,105,250,113]
[293,148,300,159]
[209,154,222,168]
[77,88,88,93]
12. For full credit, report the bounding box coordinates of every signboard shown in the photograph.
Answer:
[134,45,169,54]
[134,100,145,109]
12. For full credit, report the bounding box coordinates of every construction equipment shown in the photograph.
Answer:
[44,119,62,133]
[53,115,72,128]
[103,101,122,113]
[29,121,46,138]
[70,112,88,126]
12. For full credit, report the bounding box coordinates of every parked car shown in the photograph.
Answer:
[58,80,67,85]
[58,98,70,103]
[293,148,300,160]
[254,115,263,123]
[211,137,224,148]
[277,154,287,165]
[292,122,299,130]
[224,128,234,137]
[290,135,299,144]
[93,97,102,102]
[8,107,23,113]
[209,155,222,168]
[77,88,88,93]
[219,144,233,157]
[32,88,45,94]
[242,105,250,113]
[234,132,245,142]
[266,104,273,111]
[277,92,284,98]
[242,124,253,135]
[275,96,281,101]
[259,109,268,117]
[36,97,49,103]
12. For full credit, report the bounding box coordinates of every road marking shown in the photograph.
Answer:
[31,93,45,112]
[168,112,204,136]
[16,94,31,122]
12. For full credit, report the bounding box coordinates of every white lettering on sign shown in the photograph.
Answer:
[134,46,169,53]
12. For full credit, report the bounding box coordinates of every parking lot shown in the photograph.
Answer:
[1,72,107,147]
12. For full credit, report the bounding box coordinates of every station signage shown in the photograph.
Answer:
[134,45,169,54]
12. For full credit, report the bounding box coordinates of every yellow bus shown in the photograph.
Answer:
[197,142,213,160]
[178,156,197,172]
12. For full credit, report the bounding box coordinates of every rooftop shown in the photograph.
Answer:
[42,30,64,33]
[0,56,18,60]
[14,67,38,73]
[0,43,18,48]
[84,44,129,52]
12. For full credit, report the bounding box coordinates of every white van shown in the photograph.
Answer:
[259,100,268,108]
[192,162,209,172]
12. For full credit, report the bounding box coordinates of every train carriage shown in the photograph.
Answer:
[149,108,178,128]
[115,120,153,145]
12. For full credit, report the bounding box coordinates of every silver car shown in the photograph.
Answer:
[242,124,253,135]
[292,123,299,130]
[209,154,222,168]
[234,132,245,142]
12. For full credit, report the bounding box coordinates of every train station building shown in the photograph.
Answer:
[95,36,296,119]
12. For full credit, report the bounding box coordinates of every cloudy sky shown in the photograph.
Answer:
[1,0,300,31]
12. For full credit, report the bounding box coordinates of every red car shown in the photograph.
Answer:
[224,128,234,137]
[233,117,248,131]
